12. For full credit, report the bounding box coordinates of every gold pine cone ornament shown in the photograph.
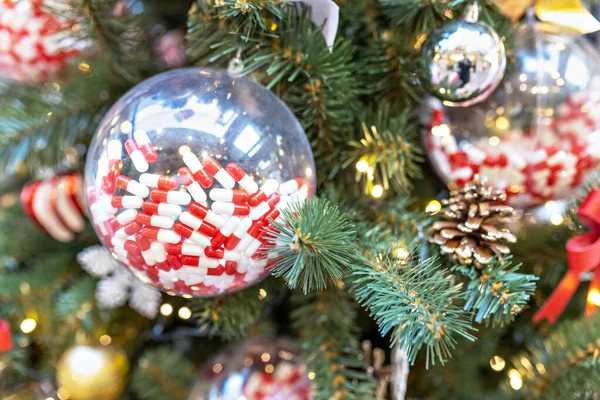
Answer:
[430,177,517,266]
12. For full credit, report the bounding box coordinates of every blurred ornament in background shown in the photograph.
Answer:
[361,340,391,399]
[84,67,316,297]
[78,245,161,318]
[424,21,600,208]
[418,2,506,107]
[187,337,313,400]
[0,0,84,83]
[156,30,186,68]
[0,319,13,352]
[20,173,85,242]
[56,344,129,400]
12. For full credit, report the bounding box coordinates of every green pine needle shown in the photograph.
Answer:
[291,287,378,399]
[132,347,195,400]
[187,278,284,339]
[266,198,356,293]
[351,247,476,367]
[453,257,538,327]
[511,313,600,399]
[341,104,424,194]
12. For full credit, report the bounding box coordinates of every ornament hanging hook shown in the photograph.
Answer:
[464,1,480,23]
[228,49,244,78]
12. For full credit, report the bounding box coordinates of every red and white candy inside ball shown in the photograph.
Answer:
[0,0,82,82]
[85,68,315,297]
[423,24,600,208]
[187,337,313,400]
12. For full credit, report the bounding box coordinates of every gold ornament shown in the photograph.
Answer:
[56,344,129,400]
[429,176,517,266]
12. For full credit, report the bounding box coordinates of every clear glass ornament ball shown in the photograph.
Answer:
[423,23,600,208]
[84,67,316,297]
[187,337,313,400]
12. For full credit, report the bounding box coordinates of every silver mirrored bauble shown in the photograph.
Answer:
[419,6,506,107]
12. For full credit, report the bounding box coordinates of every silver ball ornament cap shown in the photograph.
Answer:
[419,3,507,107]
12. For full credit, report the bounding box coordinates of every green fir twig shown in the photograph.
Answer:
[351,246,476,367]
[266,198,356,293]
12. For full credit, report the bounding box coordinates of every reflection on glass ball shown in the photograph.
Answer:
[423,23,600,208]
[187,337,313,400]
[84,68,316,297]
[419,11,506,106]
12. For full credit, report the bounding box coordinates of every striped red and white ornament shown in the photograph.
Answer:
[21,173,86,242]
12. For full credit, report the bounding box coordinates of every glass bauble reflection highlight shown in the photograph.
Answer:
[84,68,316,297]
[187,337,313,400]
[423,23,600,208]
[418,4,506,106]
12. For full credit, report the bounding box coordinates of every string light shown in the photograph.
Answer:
[394,246,410,262]
[160,303,173,316]
[212,363,223,373]
[56,388,70,400]
[488,136,500,146]
[20,318,37,334]
[356,159,369,173]
[178,306,192,320]
[99,335,112,346]
[371,185,384,199]
[258,288,267,300]
[550,214,564,226]
[495,117,509,130]
[425,200,442,214]
[508,369,523,390]
[178,145,191,156]
[490,355,506,371]
[308,371,316,380]
[587,289,600,307]
[536,363,546,374]
[431,124,450,137]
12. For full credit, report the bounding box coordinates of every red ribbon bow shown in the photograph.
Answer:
[533,189,600,323]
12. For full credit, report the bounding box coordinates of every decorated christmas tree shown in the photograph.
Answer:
[2,0,600,399]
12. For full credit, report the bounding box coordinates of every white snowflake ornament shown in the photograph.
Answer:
[78,245,161,318]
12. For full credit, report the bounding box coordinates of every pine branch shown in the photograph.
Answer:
[511,313,600,399]
[339,104,424,195]
[132,347,195,400]
[54,276,96,321]
[0,62,112,174]
[266,198,356,293]
[0,203,96,266]
[379,0,450,33]
[205,0,285,35]
[0,255,75,299]
[351,246,476,367]
[187,277,284,339]
[452,257,537,327]
[0,344,30,390]
[291,286,378,399]
[355,29,423,105]
[62,0,153,85]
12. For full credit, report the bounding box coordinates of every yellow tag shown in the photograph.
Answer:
[493,0,600,34]
[494,0,533,21]
[535,0,600,34]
